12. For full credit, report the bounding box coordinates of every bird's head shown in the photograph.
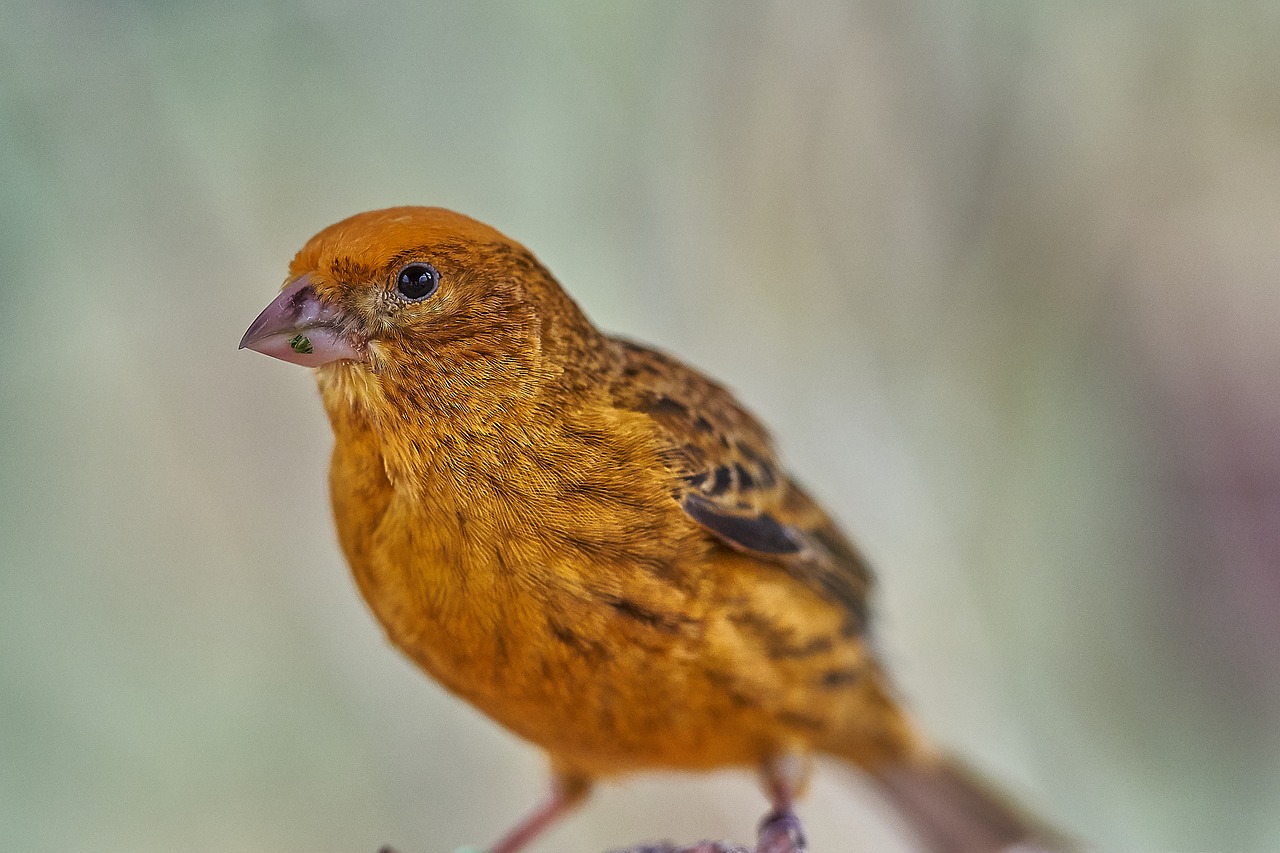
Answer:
[241,207,598,418]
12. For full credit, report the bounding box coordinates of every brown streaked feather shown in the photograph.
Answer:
[609,339,874,631]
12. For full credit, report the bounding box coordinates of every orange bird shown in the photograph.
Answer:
[241,207,1062,853]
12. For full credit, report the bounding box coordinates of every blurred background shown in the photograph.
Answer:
[3,2,1279,851]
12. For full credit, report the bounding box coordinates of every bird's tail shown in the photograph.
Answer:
[864,753,1071,853]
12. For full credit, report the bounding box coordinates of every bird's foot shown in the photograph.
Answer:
[756,808,806,853]
[607,809,805,853]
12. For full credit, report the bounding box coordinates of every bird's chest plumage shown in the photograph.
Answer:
[324,410,777,772]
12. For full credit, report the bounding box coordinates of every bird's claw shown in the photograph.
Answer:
[607,812,805,853]
[757,809,806,853]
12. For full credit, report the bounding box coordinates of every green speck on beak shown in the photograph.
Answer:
[288,334,314,355]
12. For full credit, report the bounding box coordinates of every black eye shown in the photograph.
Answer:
[395,263,439,301]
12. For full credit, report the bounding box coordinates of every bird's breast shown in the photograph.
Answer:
[322,396,848,773]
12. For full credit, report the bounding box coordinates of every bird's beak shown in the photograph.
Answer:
[239,275,366,367]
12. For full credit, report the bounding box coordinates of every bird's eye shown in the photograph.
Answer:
[395,263,440,301]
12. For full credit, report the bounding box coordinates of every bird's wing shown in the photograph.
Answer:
[610,340,874,631]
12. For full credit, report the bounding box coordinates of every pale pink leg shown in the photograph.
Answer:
[756,753,810,853]
[607,755,812,853]
[488,773,592,853]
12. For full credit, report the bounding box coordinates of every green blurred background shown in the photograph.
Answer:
[3,2,1279,851]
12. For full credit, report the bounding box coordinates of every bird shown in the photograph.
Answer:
[240,206,1063,853]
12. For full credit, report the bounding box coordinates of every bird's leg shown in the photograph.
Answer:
[756,753,810,853]
[607,755,812,853]
[486,770,592,853]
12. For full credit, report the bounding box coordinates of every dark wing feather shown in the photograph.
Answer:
[681,493,802,556]
[609,340,874,631]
